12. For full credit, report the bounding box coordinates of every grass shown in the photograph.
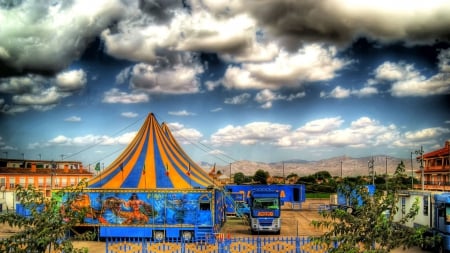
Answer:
[306,192,331,199]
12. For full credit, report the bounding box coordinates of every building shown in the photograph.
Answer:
[414,141,450,191]
[0,158,93,211]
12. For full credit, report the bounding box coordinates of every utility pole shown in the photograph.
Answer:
[410,152,414,189]
[368,157,375,185]
[340,160,343,178]
[415,146,424,191]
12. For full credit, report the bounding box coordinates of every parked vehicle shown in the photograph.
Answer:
[17,187,226,242]
[247,189,281,234]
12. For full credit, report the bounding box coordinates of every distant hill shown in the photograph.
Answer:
[204,156,417,178]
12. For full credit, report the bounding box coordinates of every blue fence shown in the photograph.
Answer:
[105,236,332,253]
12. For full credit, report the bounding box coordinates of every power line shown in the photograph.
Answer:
[63,115,145,160]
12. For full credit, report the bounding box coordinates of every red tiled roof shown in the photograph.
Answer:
[422,141,450,159]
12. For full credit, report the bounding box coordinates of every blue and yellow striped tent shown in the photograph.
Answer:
[88,113,214,189]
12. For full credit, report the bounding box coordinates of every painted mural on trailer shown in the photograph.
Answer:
[69,191,214,226]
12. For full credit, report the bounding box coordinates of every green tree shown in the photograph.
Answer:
[0,180,95,252]
[253,169,269,184]
[234,172,246,185]
[312,161,435,252]
[314,171,332,180]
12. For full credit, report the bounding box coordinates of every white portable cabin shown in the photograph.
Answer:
[394,190,440,229]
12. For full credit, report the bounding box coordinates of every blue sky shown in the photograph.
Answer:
[0,0,449,168]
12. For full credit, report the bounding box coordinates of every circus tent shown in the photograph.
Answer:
[88,113,214,189]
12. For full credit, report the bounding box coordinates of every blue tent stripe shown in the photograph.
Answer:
[153,136,173,188]
[121,128,150,188]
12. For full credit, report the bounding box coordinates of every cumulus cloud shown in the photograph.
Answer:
[121,112,138,118]
[404,127,450,142]
[211,122,292,146]
[55,69,87,92]
[117,59,204,95]
[0,70,88,113]
[254,89,305,109]
[166,122,203,144]
[320,86,351,99]
[222,44,349,90]
[102,88,149,104]
[65,116,81,122]
[0,0,124,76]
[370,55,450,97]
[44,131,136,147]
[209,116,419,150]
[168,110,196,116]
[224,93,251,105]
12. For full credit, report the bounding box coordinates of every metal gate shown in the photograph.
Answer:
[105,235,331,253]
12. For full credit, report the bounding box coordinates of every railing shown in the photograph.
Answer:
[105,236,332,253]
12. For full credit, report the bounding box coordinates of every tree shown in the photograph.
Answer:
[0,180,95,252]
[253,169,269,184]
[312,161,435,252]
[234,172,245,185]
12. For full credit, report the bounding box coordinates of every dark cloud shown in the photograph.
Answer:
[244,0,450,49]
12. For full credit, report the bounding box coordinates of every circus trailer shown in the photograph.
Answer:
[63,113,225,241]
[67,187,225,241]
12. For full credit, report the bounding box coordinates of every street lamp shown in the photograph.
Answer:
[414,146,424,191]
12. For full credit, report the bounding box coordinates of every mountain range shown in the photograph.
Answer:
[203,156,419,178]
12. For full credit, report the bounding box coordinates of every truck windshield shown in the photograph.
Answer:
[253,198,279,210]
[446,205,450,223]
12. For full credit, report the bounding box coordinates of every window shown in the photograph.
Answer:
[446,205,450,223]
[9,177,15,189]
[19,177,25,187]
[423,195,429,216]
[38,177,44,187]
[199,202,210,210]
[28,177,34,187]
[401,197,406,213]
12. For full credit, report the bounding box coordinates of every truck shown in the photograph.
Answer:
[247,189,281,234]
[394,190,450,252]
[224,184,305,215]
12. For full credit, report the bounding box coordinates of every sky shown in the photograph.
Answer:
[0,0,449,169]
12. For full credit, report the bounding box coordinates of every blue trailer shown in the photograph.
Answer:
[61,188,226,241]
